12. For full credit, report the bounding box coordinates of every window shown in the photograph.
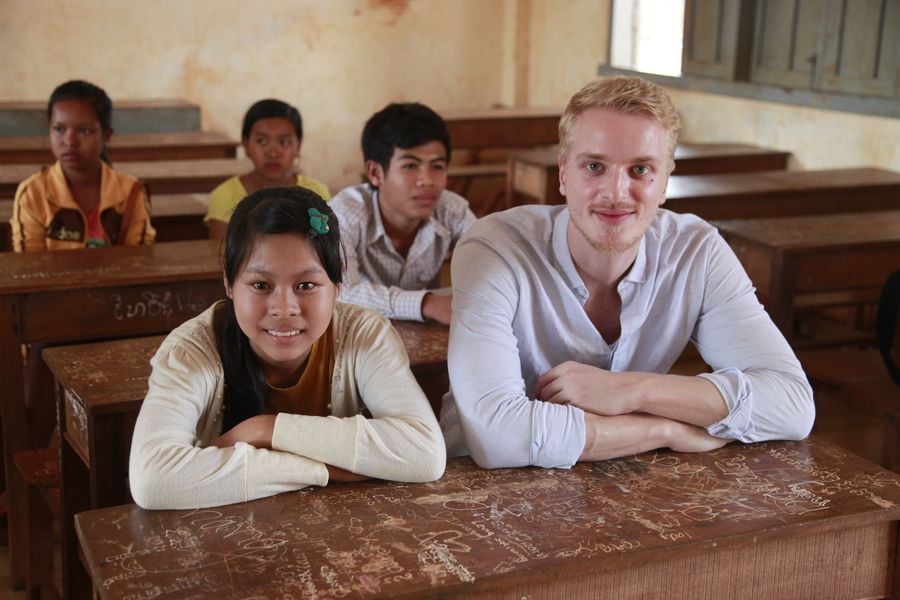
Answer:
[610,0,686,76]
[682,0,897,99]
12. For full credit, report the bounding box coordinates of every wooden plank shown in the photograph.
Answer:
[0,131,238,164]
[443,106,562,150]
[0,99,202,136]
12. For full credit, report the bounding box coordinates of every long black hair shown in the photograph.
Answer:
[215,186,342,430]
[47,79,113,163]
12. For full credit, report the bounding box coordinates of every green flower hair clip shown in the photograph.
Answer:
[308,207,330,237]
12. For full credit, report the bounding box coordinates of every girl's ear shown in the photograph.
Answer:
[102,127,113,146]
[224,275,233,299]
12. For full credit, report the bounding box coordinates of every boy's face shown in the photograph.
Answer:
[366,141,448,230]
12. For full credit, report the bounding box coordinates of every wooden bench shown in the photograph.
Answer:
[509,167,900,219]
[75,438,900,599]
[43,319,449,598]
[713,210,900,342]
[507,143,792,205]
[12,447,61,599]
[0,240,225,589]
[0,99,201,136]
[0,158,252,197]
[0,193,209,251]
[0,131,238,164]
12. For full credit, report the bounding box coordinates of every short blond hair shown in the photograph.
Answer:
[558,75,681,164]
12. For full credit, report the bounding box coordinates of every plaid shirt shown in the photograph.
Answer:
[330,184,476,321]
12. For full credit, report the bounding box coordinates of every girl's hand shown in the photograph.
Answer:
[208,414,276,449]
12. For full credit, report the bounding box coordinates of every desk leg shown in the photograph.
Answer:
[58,379,92,600]
[0,297,28,589]
[89,413,133,508]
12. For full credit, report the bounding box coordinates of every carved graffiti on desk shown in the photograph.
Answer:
[82,440,900,599]
[111,289,212,321]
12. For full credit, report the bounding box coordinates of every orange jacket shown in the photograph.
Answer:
[11,161,155,252]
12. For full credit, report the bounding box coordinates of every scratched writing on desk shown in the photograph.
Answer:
[86,442,900,598]
[111,290,211,321]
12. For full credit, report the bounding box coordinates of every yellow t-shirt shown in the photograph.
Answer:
[204,174,331,224]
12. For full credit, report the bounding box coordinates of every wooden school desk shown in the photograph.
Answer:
[0,239,224,587]
[506,166,900,220]
[0,130,239,164]
[76,438,900,599]
[714,210,900,340]
[43,319,449,598]
[0,157,252,197]
[442,106,562,152]
[0,193,209,251]
[507,143,792,205]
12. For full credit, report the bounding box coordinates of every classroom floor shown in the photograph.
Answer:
[0,528,61,599]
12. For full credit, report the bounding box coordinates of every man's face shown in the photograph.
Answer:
[559,107,671,256]
[367,141,448,230]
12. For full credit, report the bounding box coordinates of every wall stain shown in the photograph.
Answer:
[367,0,409,26]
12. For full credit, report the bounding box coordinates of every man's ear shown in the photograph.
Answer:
[558,157,568,199]
[365,160,385,187]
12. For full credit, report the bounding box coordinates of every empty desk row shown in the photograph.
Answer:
[507,143,793,205]
[0,130,238,164]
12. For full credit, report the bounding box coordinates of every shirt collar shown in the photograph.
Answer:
[369,188,450,246]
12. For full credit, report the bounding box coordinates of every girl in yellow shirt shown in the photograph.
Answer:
[205,99,330,239]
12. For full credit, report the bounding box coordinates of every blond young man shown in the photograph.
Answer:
[441,76,814,468]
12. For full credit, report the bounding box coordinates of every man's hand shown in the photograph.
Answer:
[208,414,276,449]
[421,292,452,325]
[536,361,640,415]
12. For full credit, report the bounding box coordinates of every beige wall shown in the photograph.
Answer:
[1,0,512,190]
[2,0,896,185]
[669,89,900,172]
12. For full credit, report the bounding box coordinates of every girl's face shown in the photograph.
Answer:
[49,99,110,174]
[227,233,338,386]
[243,117,300,184]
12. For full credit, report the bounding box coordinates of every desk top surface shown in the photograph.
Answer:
[75,439,900,599]
[43,320,449,413]
[714,210,900,248]
[0,239,221,295]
